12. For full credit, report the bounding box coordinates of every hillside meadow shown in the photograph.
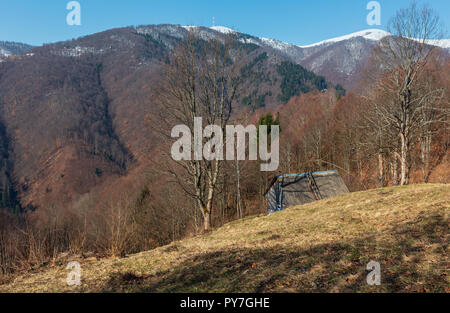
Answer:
[0,184,448,293]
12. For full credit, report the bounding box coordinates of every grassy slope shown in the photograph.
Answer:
[1,184,448,293]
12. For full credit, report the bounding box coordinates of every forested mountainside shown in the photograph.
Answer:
[0,24,335,212]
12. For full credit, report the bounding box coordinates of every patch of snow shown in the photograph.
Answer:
[425,39,450,49]
[259,37,293,52]
[210,26,236,34]
[0,48,11,57]
[182,25,199,31]
[298,29,391,48]
[239,37,260,46]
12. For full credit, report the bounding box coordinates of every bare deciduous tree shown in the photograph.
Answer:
[370,1,447,185]
[155,31,241,231]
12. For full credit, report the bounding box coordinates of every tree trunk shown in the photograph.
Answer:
[377,152,384,187]
[204,157,220,231]
[235,159,243,219]
[203,209,211,231]
[391,151,399,186]
[420,134,431,183]
[400,133,410,185]
[204,181,215,231]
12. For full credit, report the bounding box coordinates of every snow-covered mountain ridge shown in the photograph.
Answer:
[201,26,449,89]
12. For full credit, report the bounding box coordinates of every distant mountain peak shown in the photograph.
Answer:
[298,29,391,48]
[297,29,450,49]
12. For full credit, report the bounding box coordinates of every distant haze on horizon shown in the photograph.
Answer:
[0,0,449,46]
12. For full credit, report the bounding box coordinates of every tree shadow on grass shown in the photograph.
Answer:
[103,214,447,293]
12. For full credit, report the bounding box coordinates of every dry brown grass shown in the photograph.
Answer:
[0,184,448,293]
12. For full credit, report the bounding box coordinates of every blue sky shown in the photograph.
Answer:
[0,0,449,46]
